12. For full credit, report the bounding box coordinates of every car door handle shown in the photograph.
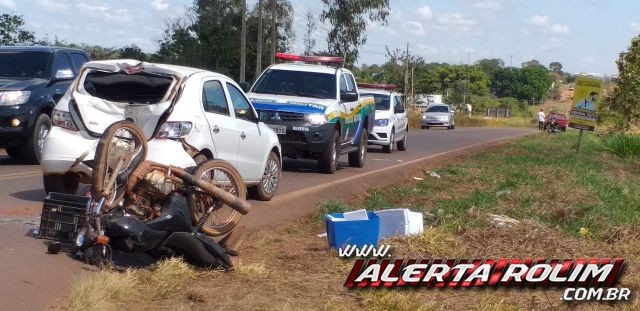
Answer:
[212,125,220,134]
[240,132,246,140]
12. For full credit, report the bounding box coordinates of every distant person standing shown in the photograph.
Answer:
[537,109,545,131]
[466,103,472,117]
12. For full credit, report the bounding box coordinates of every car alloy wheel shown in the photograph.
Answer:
[261,158,279,195]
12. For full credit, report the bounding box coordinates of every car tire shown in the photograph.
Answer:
[252,151,281,201]
[318,130,340,174]
[397,128,408,151]
[451,124,455,129]
[348,128,367,168]
[5,145,22,159]
[382,129,394,153]
[421,126,426,129]
[43,173,79,194]
[23,114,51,164]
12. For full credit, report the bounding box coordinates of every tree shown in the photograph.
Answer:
[155,0,293,82]
[303,11,317,55]
[0,14,35,46]
[476,58,504,78]
[549,61,563,73]
[321,0,389,66]
[492,66,552,101]
[521,59,546,70]
[119,45,148,61]
[607,35,640,129]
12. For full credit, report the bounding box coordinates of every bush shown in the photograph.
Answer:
[603,133,640,158]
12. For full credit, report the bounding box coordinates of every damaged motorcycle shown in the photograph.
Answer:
[73,120,251,269]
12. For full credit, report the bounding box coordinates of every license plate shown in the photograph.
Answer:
[268,125,286,135]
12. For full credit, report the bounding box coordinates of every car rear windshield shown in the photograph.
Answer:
[0,51,50,79]
[426,106,449,113]
[82,71,174,104]
[361,93,391,110]
[251,69,336,100]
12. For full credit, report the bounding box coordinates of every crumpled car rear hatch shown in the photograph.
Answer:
[71,60,181,139]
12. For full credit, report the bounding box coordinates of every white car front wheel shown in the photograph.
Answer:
[252,151,281,201]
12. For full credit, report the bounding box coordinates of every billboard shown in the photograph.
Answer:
[568,77,602,131]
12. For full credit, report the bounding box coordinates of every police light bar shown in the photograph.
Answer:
[357,83,397,90]
[275,52,343,65]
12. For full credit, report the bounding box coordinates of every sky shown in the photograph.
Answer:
[2,0,639,75]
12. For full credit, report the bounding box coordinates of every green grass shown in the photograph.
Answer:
[318,130,640,240]
[603,132,640,159]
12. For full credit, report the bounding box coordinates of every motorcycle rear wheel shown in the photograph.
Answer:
[187,159,246,236]
[92,121,148,210]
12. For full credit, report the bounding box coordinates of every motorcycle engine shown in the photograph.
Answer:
[125,169,176,220]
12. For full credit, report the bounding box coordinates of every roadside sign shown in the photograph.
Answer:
[568,77,601,132]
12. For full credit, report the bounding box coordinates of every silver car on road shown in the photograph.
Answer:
[421,104,455,130]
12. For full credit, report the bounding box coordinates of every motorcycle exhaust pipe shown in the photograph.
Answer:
[171,169,252,215]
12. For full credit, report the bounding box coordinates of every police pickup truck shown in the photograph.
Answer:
[247,53,375,174]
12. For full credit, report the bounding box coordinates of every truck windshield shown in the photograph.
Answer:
[251,69,336,99]
[426,106,449,113]
[0,51,50,79]
[361,93,390,111]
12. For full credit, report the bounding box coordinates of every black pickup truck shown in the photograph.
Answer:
[0,46,90,163]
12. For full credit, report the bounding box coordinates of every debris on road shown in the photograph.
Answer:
[496,189,511,197]
[429,171,441,179]
[375,208,424,239]
[413,176,424,181]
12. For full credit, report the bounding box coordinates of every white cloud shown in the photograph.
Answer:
[526,15,549,26]
[524,15,570,35]
[75,3,133,22]
[151,0,169,11]
[631,22,640,32]
[0,0,15,9]
[36,0,68,11]
[417,6,432,19]
[418,43,439,54]
[436,13,476,33]
[468,0,502,10]
[550,23,570,34]
[405,21,426,36]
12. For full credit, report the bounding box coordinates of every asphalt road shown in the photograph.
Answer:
[0,127,534,310]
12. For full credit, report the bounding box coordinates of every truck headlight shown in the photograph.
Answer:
[375,119,389,127]
[156,121,193,139]
[52,109,79,131]
[305,113,328,125]
[0,91,31,106]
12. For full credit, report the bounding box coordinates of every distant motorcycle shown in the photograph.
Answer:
[546,117,562,134]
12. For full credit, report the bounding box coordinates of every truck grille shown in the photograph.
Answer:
[258,110,305,122]
[278,132,306,143]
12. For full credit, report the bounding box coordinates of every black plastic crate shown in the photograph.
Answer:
[39,192,91,243]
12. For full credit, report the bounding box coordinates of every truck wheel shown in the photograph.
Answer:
[397,128,408,151]
[251,152,281,201]
[382,129,394,153]
[318,131,340,174]
[5,145,22,159]
[348,128,367,168]
[43,173,79,194]
[23,114,51,164]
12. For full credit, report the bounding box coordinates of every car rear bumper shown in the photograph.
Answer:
[41,126,98,175]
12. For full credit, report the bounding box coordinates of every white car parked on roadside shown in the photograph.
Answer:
[358,83,408,153]
[41,60,282,200]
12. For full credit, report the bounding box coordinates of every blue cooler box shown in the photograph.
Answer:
[325,212,380,249]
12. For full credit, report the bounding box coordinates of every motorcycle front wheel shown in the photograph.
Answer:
[187,159,246,236]
[92,121,148,211]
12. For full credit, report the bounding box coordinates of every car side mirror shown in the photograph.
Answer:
[239,82,250,93]
[54,69,74,81]
[341,91,358,102]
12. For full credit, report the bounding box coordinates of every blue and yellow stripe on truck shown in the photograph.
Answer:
[328,96,375,145]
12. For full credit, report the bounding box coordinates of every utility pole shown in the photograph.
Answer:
[270,0,277,64]
[404,42,409,103]
[510,54,513,67]
[410,67,414,106]
[255,0,264,78]
[239,0,247,83]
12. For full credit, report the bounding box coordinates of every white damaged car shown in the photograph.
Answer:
[41,60,282,200]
